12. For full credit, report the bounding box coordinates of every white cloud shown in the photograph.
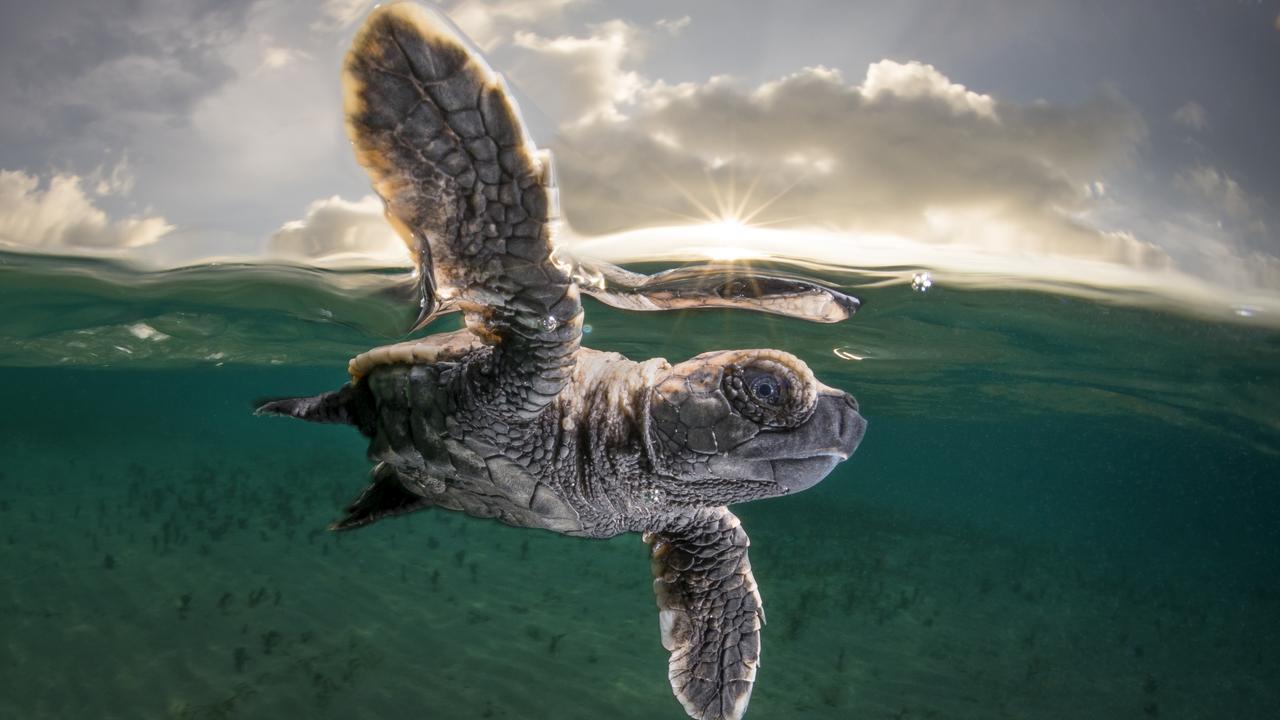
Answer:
[268,194,408,265]
[1172,101,1209,131]
[1177,165,1250,219]
[448,0,583,50]
[313,0,376,32]
[258,46,313,73]
[859,60,997,119]
[174,18,346,220]
[284,49,1164,274]
[656,16,691,36]
[0,169,171,251]
[89,154,136,197]
[311,1,590,67]
[550,61,1154,268]
[511,20,644,124]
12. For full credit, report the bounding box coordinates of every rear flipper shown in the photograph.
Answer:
[253,382,375,436]
[646,508,764,720]
[330,463,437,531]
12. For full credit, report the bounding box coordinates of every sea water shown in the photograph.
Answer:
[1,250,1277,719]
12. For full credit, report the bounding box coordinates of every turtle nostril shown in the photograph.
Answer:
[843,393,859,413]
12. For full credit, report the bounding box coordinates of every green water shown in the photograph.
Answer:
[2,251,1278,719]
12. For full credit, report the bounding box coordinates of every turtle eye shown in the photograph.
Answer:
[723,357,811,428]
[749,375,784,405]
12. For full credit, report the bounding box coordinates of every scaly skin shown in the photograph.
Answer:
[256,6,868,719]
[342,3,581,419]
[351,340,862,537]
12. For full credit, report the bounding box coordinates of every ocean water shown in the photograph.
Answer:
[2,250,1278,719]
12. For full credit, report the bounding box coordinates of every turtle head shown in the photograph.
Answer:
[644,349,866,506]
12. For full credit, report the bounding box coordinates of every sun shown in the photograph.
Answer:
[698,218,766,261]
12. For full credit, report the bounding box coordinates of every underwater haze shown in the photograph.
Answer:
[1,251,1278,719]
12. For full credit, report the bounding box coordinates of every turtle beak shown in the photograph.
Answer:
[771,389,866,493]
[823,387,863,459]
[707,386,866,495]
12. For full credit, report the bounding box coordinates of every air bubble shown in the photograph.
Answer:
[644,487,667,506]
[911,272,933,293]
[539,315,559,331]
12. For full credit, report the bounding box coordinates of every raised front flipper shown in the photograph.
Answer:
[430,258,861,323]
[344,4,581,418]
[576,260,860,323]
[646,508,764,720]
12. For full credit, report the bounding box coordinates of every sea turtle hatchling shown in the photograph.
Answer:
[256,5,867,719]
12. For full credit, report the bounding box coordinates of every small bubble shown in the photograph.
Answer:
[582,324,593,334]
[539,315,559,331]
[644,487,667,506]
[911,272,933,293]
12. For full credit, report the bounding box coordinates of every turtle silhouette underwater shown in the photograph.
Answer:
[256,5,867,719]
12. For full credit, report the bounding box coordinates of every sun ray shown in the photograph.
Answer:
[659,207,717,225]
[658,166,722,223]
[734,172,764,221]
[704,165,731,222]
[739,169,812,226]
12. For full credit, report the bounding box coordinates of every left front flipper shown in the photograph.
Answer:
[646,508,764,720]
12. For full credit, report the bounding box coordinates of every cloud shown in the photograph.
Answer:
[0,169,171,250]
[548,60,1157,267]
[88,154,136,197]
[1167,165,1268,266]
[313,0,377,32]
[511,20,644,123]
[257,46,313,73]
[313,0,585,48]
[268,195,408,264]
[1177,165,1250,219]
[859,60,996,119]
[0,0,256,145]
[1172,101,1209,131]
[447,0,584,50]
[656,16,691,36]
[282,36,1166,274]
[0,0,265,243]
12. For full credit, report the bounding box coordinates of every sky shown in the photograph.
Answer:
[0,0,1277,311]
